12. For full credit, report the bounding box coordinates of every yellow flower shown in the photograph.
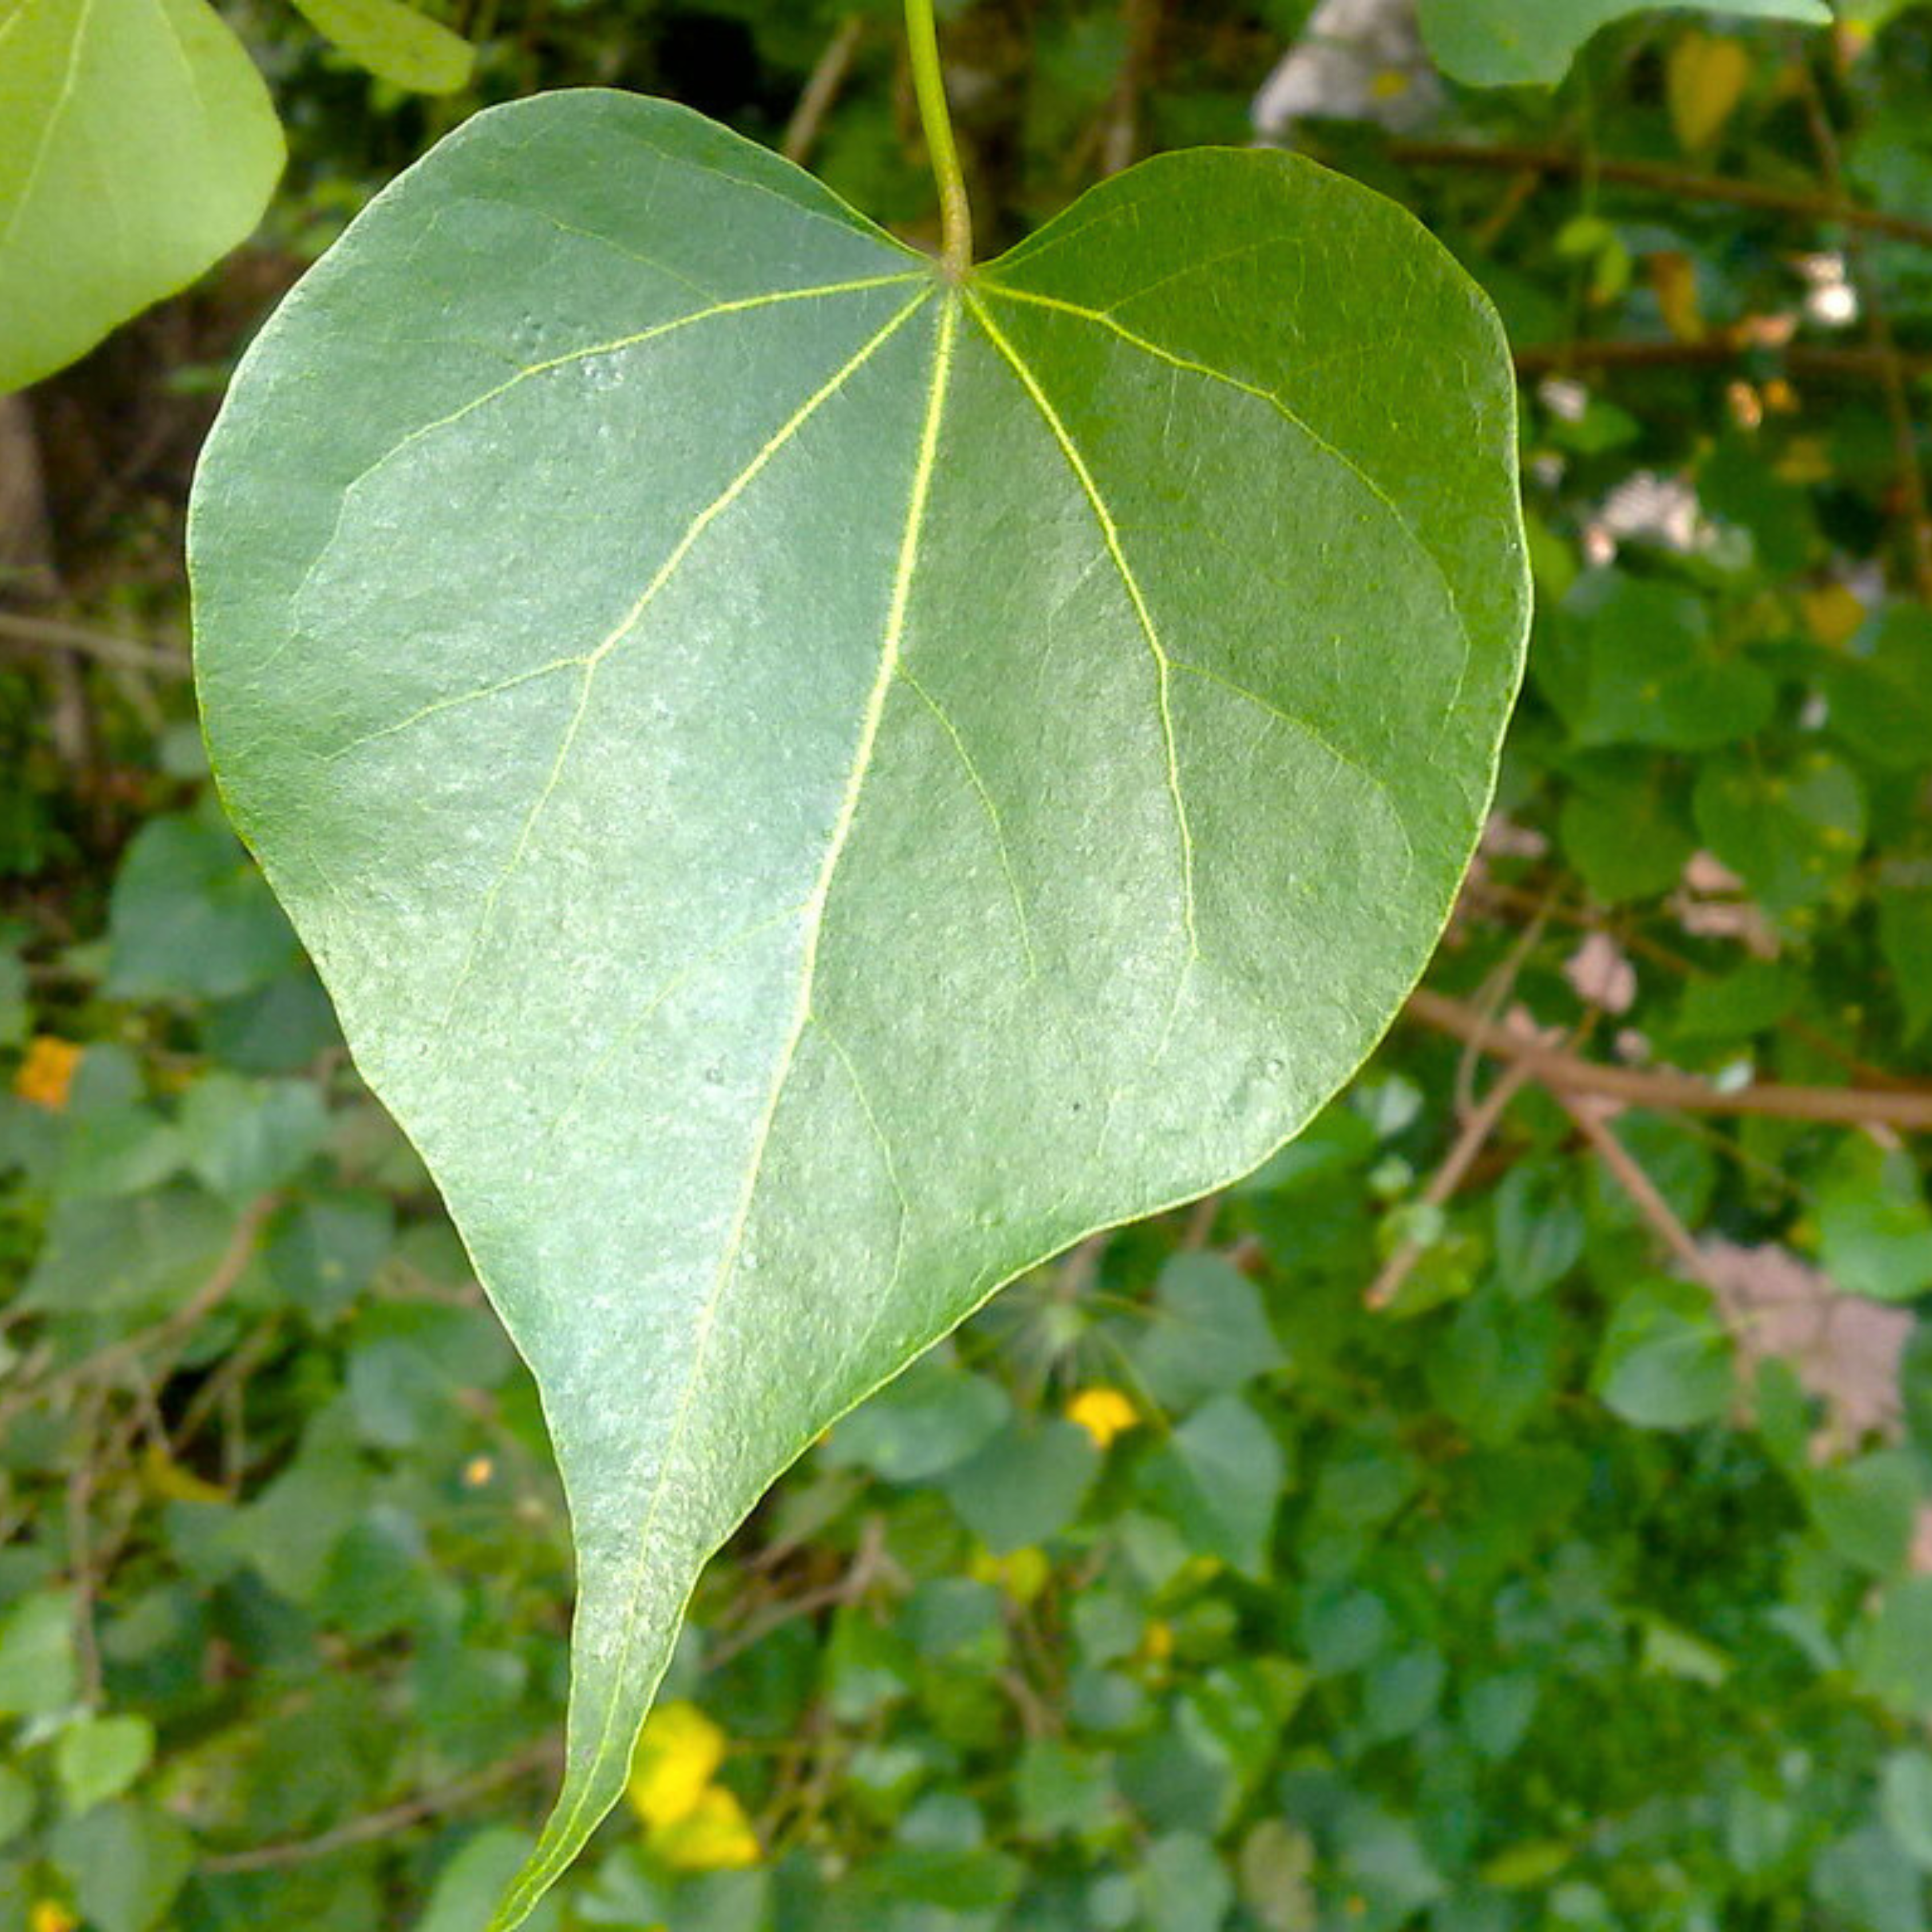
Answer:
[31,1902,79,1932]
[1776,437,1832,485]
[13,1036,80,1111]
[1068,1386,1139,1449]
[970,1544,1050,1602]
[1802,583,1866,650]
[625,1701,725,1831]
[650,1783,761,1872]
[141,1442,228,1506]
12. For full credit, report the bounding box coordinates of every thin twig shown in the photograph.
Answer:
[173,1317,283,1455]
[1454,892,1554,1123]
[704,1514,895,1673]
[1365,1060,1537,1312]
[1100,0,1161,177]
[0,1199,274,1437]
[202,1739,564,1873]
[783,15,863,165]
[0,610,189,677]
[1380,139,1932,250]
[1056,1233,1111,1302]
[1406,989,1932,1131]
[1463,876,1906,1091]
[1181,1192,1220,1248]
[69,1199,271,1386]
[1556,1091,1721,1292]
[66,1390,105,1705]
[1512,338,1932,383]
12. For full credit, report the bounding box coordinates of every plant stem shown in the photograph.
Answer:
[904,0,972,277]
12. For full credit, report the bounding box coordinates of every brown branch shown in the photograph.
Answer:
[1382,140,1932,251]
[77,1198,273,1388]
[1100,0,1162,178]
[1182,1192,1221,1248]
[1365,1058,1537,1312]
[783,15,863,165]
[704,1514,895,1673]
[0,1199,274,1438]
[1556,1092,1721,1290]
[0,610,190,678]
[66,1390,105,1705]
[202,1739,563,1873]
[1512,338,1932,383]
[1405,990,1932,1131]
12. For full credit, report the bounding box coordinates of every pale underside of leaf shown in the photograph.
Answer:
[188,92,1528,1927]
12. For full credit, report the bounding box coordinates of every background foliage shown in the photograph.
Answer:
[5,2,1932,1929]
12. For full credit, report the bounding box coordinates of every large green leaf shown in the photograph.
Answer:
[1418,0,1831,88]
[188,92,1527,1923]
[0,0,283,392]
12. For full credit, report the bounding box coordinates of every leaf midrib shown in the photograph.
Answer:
[488,288,958,1922]
[365,230,1470,1923]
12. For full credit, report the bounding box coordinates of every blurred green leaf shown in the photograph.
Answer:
[1492,1159,1583,1299]
[1819,608,1932,771]
[1811,1824,1928,1932]
[1883,1750,1932,1870]
[1142,1395,1283,1577]
[1805,1449,1921,1577]
[1563,573,1773,752]
[1879,875,1932,1041]
[1140,1830,1235,1932]
[289,0,476,92]
[0,1592,76,1717]
[416,1830,560,1932]
[1694,750,1866,914]
[944,1420,1099,1554]
[264,1191,394,1321]
[1460,1672,1539,1763]
[1132,1253,1282,1412]
[49,1800,193,1932]
[1818,1141,1932,1305]
[0,1767,31,1848]
[55,1714,156,1815]
[181,1074,329,1204]
[1856,1578,1932,1720]
[1557,757,1694,903]
[1593,1279,1733,1430]
[0,0,283,389]
[1417,0,1830,88]
[106,814,300,1002]
[827,1357,1011,1483]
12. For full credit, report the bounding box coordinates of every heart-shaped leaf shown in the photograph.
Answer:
[0,0,283,390]
[189,91,1527,1923]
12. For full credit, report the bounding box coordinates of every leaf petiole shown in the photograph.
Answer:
[904,0,973,278]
